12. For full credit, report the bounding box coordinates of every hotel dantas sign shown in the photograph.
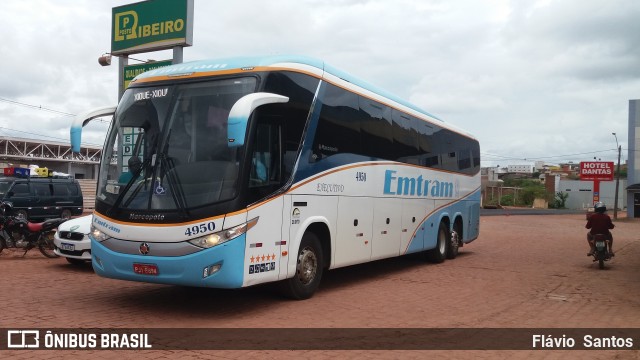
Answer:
[111,0,193,55]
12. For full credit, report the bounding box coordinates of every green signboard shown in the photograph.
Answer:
[123,60,173,90]
[111,0,193,55]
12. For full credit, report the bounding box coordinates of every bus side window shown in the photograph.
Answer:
[458,148,472,170]
[312,83,361,161]
[392,111,420,164]
[249,122,281,188]
[360,97,392,160]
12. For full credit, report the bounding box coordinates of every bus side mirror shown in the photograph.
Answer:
[70,127,82,153]
[227,93,289,148]
[70,106,117,152]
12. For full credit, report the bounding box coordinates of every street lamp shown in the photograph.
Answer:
[612,133,621,220]
[98,53,112,66]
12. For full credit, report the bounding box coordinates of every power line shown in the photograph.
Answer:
[0,97,75,117]
[481,148,620,162]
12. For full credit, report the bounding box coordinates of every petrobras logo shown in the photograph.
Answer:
[383,170,457,198]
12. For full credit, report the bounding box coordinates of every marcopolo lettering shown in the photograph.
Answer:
[383,170,455,198]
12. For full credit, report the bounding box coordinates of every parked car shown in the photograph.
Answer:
[0,176,83,220]
[53,215,92,265]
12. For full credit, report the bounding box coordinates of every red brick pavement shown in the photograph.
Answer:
[1,213,639,359]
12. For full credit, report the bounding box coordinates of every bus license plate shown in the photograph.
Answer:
[133,263,159,276]
[61,243,75,251]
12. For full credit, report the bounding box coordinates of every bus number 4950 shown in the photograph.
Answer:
[185,222,216,236]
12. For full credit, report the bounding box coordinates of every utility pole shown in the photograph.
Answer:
[613,133,621,220]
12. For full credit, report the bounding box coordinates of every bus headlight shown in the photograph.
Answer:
[188,217,258,249]
[89,225,111,242]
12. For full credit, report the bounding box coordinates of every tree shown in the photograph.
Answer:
[552,192,569,209]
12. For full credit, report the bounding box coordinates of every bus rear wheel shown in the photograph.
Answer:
[447,222,462,260]
[281,232,324,300]
[426,222,449,263]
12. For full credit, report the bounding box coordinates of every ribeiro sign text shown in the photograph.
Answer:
[111,0,193,55]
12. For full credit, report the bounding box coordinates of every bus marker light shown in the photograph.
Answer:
[203,264,222,278]
[282,251,288,256]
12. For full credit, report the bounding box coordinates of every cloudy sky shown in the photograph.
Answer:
[1,0,638,167]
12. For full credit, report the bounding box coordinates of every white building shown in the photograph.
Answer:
[507,164,534,174]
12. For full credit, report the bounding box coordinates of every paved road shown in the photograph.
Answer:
[1,214,639,359]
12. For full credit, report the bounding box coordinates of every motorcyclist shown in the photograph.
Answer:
[585,202,614,257]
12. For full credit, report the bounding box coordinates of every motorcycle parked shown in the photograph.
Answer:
[0,202,66,258]
[591,233,612,269]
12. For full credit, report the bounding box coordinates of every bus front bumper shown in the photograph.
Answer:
[91,235,246,288]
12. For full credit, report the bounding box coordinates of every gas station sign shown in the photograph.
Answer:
[111,0,194,55]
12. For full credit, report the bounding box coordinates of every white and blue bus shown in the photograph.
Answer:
[71,55,480,299]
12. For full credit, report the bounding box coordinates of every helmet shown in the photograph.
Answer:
[594,202,607,213]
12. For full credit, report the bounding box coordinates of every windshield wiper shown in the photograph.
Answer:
[108,156,152,215]
[153,129,190,219]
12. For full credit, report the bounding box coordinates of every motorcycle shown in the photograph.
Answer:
[591,233,612,269]
[0,202,66,258]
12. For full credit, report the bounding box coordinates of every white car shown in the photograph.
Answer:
[54,215,92,265]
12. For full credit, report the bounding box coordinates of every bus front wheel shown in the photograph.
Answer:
[281,232,324,300]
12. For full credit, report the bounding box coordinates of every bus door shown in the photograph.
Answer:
[245,117,285,286]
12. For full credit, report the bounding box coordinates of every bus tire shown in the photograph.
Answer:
[426,222,449,263]
[447,222,461,260]
[281,232,324,300]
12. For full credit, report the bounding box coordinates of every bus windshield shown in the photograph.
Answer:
[97,77,257,211]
